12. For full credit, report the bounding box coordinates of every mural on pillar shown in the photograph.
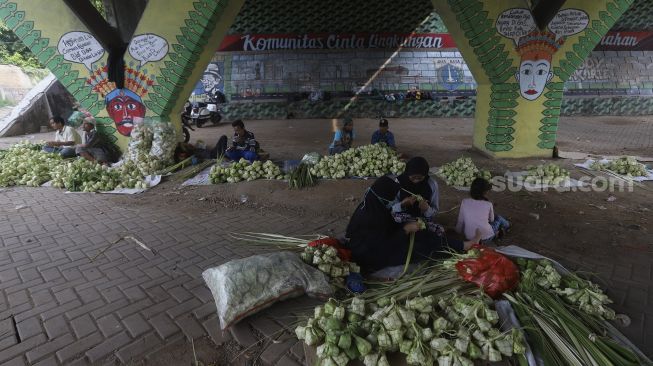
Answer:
[496,9,588,101]
[57,31,167,137]
[86,63,154,136]
[443,0,632,155]
[1,0,239,149]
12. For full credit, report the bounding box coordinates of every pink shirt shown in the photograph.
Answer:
[456,198,495,240]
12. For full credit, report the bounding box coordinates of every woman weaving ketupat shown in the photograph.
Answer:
[344,175,480,274]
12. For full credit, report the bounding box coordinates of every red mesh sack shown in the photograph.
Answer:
[308,237,352,262]
[455,245,519,298]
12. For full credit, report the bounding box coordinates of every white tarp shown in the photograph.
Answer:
[99,175,161,195]
[181,164,215,186]
[575,159,653,182]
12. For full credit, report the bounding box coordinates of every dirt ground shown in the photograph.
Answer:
[133,117,653,245]
[102,116,651,269]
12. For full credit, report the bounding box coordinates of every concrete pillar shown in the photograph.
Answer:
[432,0,633,158]
[8,0,244,149]
[102,0,147,43]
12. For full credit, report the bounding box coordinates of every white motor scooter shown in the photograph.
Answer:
[190,90,225,128]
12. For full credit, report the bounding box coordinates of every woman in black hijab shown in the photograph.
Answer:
[345,175,478,273]
[345,175,401,244]
[395,157,439,222]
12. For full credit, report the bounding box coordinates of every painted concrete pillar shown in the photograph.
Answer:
[6,0,244,149]
[432,0,633,158]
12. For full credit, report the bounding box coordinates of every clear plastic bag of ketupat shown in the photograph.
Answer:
[126,121,152,162]
[149,122,177,162]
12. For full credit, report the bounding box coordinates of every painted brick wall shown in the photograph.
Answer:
[192,49,653,117]
[566,51,653,96]
[221,50,475,99]
[219,49,653,97]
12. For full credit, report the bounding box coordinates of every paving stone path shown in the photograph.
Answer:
[0,187,333,365]
[1,185,651,365]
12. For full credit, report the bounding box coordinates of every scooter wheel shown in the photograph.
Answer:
[183,127,190,143]
[196,120,204,128]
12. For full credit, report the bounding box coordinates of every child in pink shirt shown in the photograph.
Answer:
[456,178,510,243]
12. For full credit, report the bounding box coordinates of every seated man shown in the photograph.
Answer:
[174,142,196,162]
[75,118,109,163]
[328,117,355,155]
[371,118,396,149]
[42,116,80,158]
[225,119,259,162]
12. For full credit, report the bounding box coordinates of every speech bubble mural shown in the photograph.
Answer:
[128,33,169,67]
[57,31,105,71]
[496,8,537,46]
[548,9,589,40]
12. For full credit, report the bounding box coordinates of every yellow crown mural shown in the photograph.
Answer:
[85,63,154,99]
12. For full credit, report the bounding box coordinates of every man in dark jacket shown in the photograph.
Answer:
[225,119,259,162]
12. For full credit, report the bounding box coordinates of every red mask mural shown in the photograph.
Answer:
[105,89,146,136]
[87,64,154,138]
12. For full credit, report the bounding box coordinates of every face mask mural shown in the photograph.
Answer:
[86,64,154,136]
[105,89,147,136]
[496,8,589,101]
[515,32,561,101]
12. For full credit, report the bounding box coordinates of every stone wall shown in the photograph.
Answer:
[0,65,41,104]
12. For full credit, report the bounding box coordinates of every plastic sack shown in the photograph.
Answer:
[202,251,333,330]
[282,159,301,174]
[126,119,152,161]
[301,152,321,165]
[455,245,519,298]
[308,237,351,262]
[67,111,86,128]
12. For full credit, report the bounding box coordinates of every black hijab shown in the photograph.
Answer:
[345,176,400,239]
[398,157,432,202]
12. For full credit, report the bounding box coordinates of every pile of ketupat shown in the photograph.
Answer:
[310,144,405,179]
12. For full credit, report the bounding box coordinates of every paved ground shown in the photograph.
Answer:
[1,116,652,365]
[0,187,337,366]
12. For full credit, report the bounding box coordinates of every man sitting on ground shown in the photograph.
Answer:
[328,117,355,155]
[43,115,80,158]
[225,119,259,162]
[75,118,110,163]
[371,118,396,149]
